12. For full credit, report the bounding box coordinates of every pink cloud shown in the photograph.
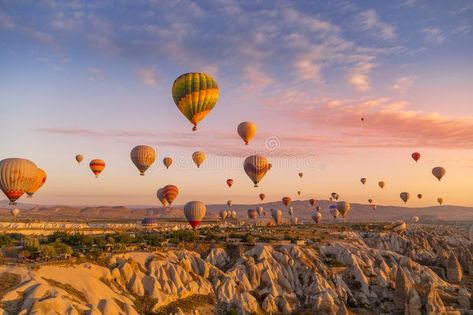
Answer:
[266,95,473,149]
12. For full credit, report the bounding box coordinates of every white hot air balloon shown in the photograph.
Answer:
[10,208,20,217]
[312,211,322,224]
[270,208,282,225]
[0,158,38,205]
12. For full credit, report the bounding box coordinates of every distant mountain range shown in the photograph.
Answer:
[1,199,472,223]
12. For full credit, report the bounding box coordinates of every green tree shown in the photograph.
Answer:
[40,244,56,259]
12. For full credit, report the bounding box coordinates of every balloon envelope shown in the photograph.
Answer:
[411,152,421,162]
[26,168,47,197]
[244,155,269,187]
[172,73,219,131]
[432,167,446,181]
[378,181,385,189]
[162,185,179,204]
[75,154,84,164]
[130,145,156,175]
[336,201,351,218]
[237,121,256,145]
[312,212,322,224]
[156,188,169,207]
[270,208,282,225]
[259,193,265,201]
[0,158,38,204]
[226,179,234,187]
[89,159,105,178]
[437,197,444,205]
[282,197,292,207]
[309,198,316,206]
[360,178,366,185]
[184,201,207,229]
[10,208,20,217]
[163,157,173,169]
[192,151,206,168]
[247,208,258,219]
[400,192,410,203]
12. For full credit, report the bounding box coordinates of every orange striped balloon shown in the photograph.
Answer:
[162,184,179,204]
[89,159,105,178]
[26,168,47,197]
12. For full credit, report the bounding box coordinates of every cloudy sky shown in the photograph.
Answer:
[1,0,472,206]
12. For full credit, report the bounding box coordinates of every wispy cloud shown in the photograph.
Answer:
[0,11,15,29]
[85,67,104,81]
[136,68,158,86]
[347,62,375,92]
[242,65,274,91]
[265,93,473,149]
[357,9,397,41]
[421,27,446,44]
[391,76,416,93]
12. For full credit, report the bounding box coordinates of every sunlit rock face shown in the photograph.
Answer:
[0,227,471,314]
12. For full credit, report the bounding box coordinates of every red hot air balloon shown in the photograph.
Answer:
[282,197,291,207]
[411,152,421,162]
[309,198,316,206]
[226,179,234,187]
[259,193,265,201]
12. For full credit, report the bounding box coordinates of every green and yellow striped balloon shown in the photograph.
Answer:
[172,72,219,131]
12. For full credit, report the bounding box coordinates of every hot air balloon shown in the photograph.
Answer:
[371,205,377,211]
[298,172,303,178]
[411,152,421,162]
[75,154,84,164]
[329,197,333,202]
[26,168,47,198]
[184,201,207,229]
[437,197,444,205]
[368,199,373,204]
[329,207,340,220]
[247,208,258,219]
[227,200,232,207]
[268,163,272,170]
[226,179,234,187]
[0,158,38,205]
[288,206,294,216]
[331,192,337,199]
[257,206,264,216]
[163,157,173,169]
[282,197,292,207]
[336,201,351,218]
[400,192,410,204]
[361,117,365,122]
[244,155,269,187]
[271,208,282,225]
[417,194,423,199]
[192,151,206,168]
[267,221,275,227]
[220,210,228,220]
[378,181,385,189]
[10,208,20,217]
[312,212,322,224]
[130,145,156,175]
[291,217,299,225]
[309,198,316,206]
[360,178,366,185]
[259,193,266,201]
[432,167,446,181]
[156,188,169,207]
[162,185,179,205]
[237,121,256,145]
[297,191,301,196]
[412,216,419,223]
[172,73,219,131]
[316,205,321,212]
[231,210,237,219]
[89,159,105,178]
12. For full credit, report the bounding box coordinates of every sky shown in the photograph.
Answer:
[1,0,473,207]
